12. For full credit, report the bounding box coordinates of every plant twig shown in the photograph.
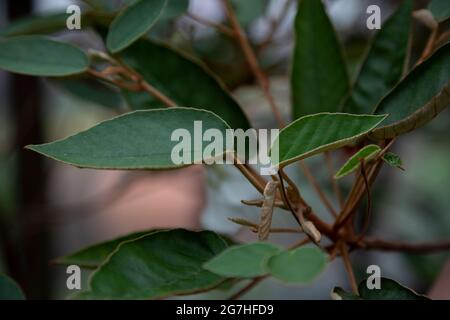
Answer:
[339,242,358,294]
[416,25,438,65]
[360,237,450,253]
[299,160,338,217]
[222,0,285,127]
[186,12,236,38]
[258,0,294,50]
[355,159,372,241]
[228,276,266,300]
[324,151,343,210]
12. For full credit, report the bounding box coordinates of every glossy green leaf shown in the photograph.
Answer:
[383,152,404,170]
[56,77,124,110]
[120,40,250,129]
[267,247,327,283]
[334,144,381,179]
[203,242,282,278]
[0,12,69,36]
[292,0,349,118]
[27,108,231,170]
[82,229,229,299]
[231,0,269,26]
[359,278,429,300]
[332,278,430,300]
[106,0,167,53]
[0,36,89,76]
[343,0,412,114]
[55,231,155,268]
[272,113,387,168]
[428,0,450,22]
[0,275,25,300]
[371,43,450,140]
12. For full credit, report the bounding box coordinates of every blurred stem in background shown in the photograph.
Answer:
[0,0,51,299]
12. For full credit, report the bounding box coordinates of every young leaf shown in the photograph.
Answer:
[292,0,349,118]
[334,144,381,179]
[106,0,167,53]
[120,40,250,129]
[81,229,230,299]
[54,231,156,268]
[428,0,450,22]
[267,247,327,283]
[343,0,412,114]
[0,36,89,76]
[371,43,450,140]
[203,242,282,278]
[55,77,124,110]
[27,108,231,170]
[271,113,386,168]
[358,278,430,300]
[0,12,69,37]
[0,275,25,300]
[382,152,404,170]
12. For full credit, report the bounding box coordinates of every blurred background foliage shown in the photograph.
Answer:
[0,0,449,299]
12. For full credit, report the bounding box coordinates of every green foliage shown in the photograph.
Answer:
[27,108,230,170]
[0,275,25,300]
[343,0,412,114]
[0,0,448,301]
[106,0,167,53]
[55,231,155,268]
[333,278,430,300]
[0,36,88,76]
[80,230,230,299]
[0,12,69,37]
[120,40,250,129]
[56,77,124,110]
[204,243,282,278]
[267,247,327,283]
[292,0,349,117]
[382,152,404,170]
[371,43,450,140]
[272,113,386,167]
[334,144,381,179]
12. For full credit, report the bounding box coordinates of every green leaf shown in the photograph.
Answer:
[0,12,69,36]
[267,247,327,283]
[55,77,124,110]
[120,40,250,129]
[358,278,429,300]
[81,229,230,299]
[371,43,450,140]
[428,0,450,22]
[334,144,381,179]
[0,36,89,76]
[272,113,386,168]
[382,152,404,170]
[292,0,349,118]
[203,242,282,278]
[343,0,412,114]
[55,231,155,268]
[106,0,167,53]
[27,108,231,170]
[0,275,25,300]
[231,0,269,26]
